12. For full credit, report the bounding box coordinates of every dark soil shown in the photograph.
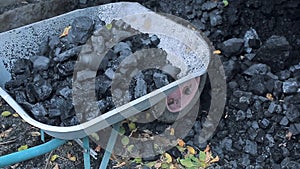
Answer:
[1,0,300,169]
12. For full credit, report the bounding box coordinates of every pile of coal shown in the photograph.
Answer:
[5,16,179,126]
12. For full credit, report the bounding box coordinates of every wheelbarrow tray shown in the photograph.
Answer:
[0,2,211,140]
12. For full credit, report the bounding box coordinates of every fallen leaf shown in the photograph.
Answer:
[91,133,100,141]
[51,154,60,162]
[121,136,129,146]
[199,151,206,162]
[204,145,210,153]
[53,163,59,169]
[179,158,195,168]
[60,26,71,38]
[134,158,142,164]
[145,161,156,168]
[177,139,185,147]
[94,145,101,152]
[68,156,76,162]
[164,153,173,163]
[1,111,12,117]
[18,145,28,152]
[106,24,112,30]
[187,146,196,155]
[161,163,169,169]
[213,50,222,55]
[126,144,134,152]
[0,128,13,138]
[223,0,229,7]
[210,156,220,163]
[286,131,293,140]
[170,128,175,136]
[113,162,126,168]
[128,122,136,131]
[154,162,162,169]
[12,113,19,117]
[266,93,274,101]
[30,132,41,137]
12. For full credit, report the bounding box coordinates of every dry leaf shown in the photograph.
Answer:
[67,153,76,161]
[213,50,221,55]
[12,113,19,117]
[0,128,13,138]
[204,145,210,153]
[266,93,274,101]
[154,162,162,169]
[286,131,293,140]
[60,26,71,38]
[30,132,41,137]
[113,162,126,168]
[94,145,101,152]
[177,139,185,147]
[164,153,173,163]
[210,156,220,163]
[187,146,196,155]
[53,163,59,169]
[170,128,175,136]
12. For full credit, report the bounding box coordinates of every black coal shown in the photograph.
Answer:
[5,16,179,126]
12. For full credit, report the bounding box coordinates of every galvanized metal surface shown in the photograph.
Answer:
[0,2,211,139]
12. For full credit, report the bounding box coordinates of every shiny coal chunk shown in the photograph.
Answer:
[48,36,61,50]
[97,99,108,113]
[54,46,82,62]
[104,68,115,80]
[30,56,50,71]
[58,86,72,99]
[68,16,94,44]
[57,61,75,76]
[12,59,33,75]
[38,36,50,55]
[25,83,37,103]
[14,90,27,104]
[31,103,48,117]
[33,80,53,101]
[61,116,79,126]
[95,75,112,95]
[153,72,169,88]
[134,77,147,99]
[113,42,132,56]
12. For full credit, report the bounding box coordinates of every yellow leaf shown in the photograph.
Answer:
[12,113,19,117]
[164,153,173,163]
[69,156,76,162]
[60,26,71,38]
[18,145,28,151]
[51,154,60,162]
[128,122,136,131]
[213,50,221,55]
[30,132,41,137]
[1,111,12,117]
[210,156,220,163]
[91,133,100,141]
[170,128,175,136]
[187,146,196,155]
[106,24,112,30]
[177,139,185,147]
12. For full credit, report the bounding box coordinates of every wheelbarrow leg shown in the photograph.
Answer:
[83,137,91,169]
[99,123,120,169]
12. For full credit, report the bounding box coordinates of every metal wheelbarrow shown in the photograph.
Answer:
[0,2,219,168]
